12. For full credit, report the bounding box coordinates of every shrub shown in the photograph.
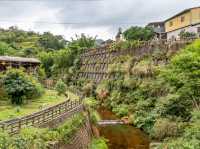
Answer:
[37,67,46,82]
[82,82,95,97]
[112,104,129,117]
[151,118,180,140]
[133,110,157,133]
[158,110,200,149]
[96,81,110,99]
[1,68,44,105]
[179,31,197,39]
[123,76,140,90]
[90,110,101,124]
[89,138,108,149]
[0,130,10,149]
[84,97,99,109]
[55,79,67,95]
[12,127,47,149]
[0,85,9,101]
[131,59,154,78]
[156,94,192,120]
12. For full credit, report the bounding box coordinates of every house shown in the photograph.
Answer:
[165,7,200,40]
[0,56,41,72]
[146,22,166,39]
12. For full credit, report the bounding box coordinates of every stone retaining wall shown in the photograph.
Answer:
[48,115,92,149]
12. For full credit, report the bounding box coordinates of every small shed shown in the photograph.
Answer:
[0,56,41,72]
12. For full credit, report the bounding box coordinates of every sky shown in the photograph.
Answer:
[0,0,199,40]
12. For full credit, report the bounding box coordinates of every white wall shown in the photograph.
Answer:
[167,24,200,40]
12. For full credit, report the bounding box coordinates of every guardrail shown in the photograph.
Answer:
[0,99,83,135]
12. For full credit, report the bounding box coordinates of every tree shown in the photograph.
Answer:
[38,32,66,50]
[123,26,154,41]
[1,69,44,105]
[38,52,55,78]
[0,42,9,55]
[69,34,96,49]
[55,79,67,96]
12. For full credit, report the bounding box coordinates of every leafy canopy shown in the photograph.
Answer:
[123,26,154,41]
[1,68,44,105]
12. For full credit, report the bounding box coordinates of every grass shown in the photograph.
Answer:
[0,90,78,121]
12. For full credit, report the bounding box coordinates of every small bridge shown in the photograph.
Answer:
[97,120,125,125]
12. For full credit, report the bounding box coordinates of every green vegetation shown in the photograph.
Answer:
[89,138,108,149]
[179,30,197,39]
[55,79,67,96]
[159,110,200,149]
[0,114,85,149]
[1,26,200,148]
[0,90,66,121]
[123,26,155,41]
[0,68,44,105]
[84,97,101,124]
[79,40,200,147]
[0,27,96,79]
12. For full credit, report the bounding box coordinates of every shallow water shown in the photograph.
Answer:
[98,107,150,149]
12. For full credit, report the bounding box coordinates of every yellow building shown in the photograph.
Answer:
[165,7,200,40]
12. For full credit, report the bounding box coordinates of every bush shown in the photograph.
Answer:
[1,68,44,105]
[55,79,67,95]
[151,118,180,140]
[159,110,200,149]
[96,81,110,99]
[133,111,157,133]
[89,138,108,149]
[0,85,9,101]
[156,94,192,120]
[84,97,99,109]
[12,127,47,149]
[112,104,129,117]
[0,130,10,149]
[123,76,140,90]
[82,82,95,97]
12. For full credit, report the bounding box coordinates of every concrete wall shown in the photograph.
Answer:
[167,24,200,40]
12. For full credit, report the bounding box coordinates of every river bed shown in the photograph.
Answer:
[97,107,150,149]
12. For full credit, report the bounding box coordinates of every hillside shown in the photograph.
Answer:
[0,26,66,57]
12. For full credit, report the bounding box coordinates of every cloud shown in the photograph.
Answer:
[0,0,199,40]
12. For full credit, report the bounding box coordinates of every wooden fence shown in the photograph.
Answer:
[0,100,83,135]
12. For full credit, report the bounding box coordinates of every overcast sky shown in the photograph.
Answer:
[0,0,199,40]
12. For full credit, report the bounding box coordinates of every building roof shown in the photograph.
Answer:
[0,56,41,64]
[147,21,164,26]
[165,6,200,22]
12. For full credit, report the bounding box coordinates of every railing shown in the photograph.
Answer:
[0,99,83,135]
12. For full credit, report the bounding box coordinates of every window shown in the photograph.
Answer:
[197,27,200,33]
[169,21,173,27]
[181,16,185,22]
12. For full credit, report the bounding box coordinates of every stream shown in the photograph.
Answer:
[97,107,150,149]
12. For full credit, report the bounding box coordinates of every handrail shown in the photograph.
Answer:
[0,99,83,135]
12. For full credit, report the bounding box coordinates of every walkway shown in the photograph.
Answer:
[0,99,83,135]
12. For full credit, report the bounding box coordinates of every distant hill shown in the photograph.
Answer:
[0,26,66,57]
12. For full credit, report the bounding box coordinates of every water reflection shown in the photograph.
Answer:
[98,107,150,149]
